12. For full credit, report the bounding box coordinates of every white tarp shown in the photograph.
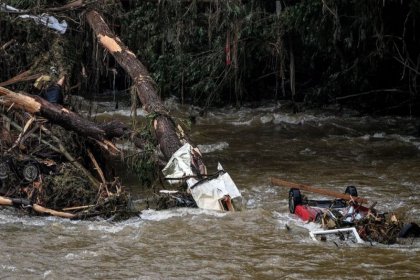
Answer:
[162,144,242,211]
[19,14,68,34]
[1,4,67,34]
[162,143,195,182]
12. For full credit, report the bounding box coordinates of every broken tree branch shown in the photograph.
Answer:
[0,70,42,87]
[0,86,120,153]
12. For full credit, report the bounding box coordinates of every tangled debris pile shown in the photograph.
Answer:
[319,203,417,245]
[0,106,137,219]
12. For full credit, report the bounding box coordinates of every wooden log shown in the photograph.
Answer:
[0,86,121,153]
[86,10,182,159]
[270,177,368,204]
[0,195,75,219]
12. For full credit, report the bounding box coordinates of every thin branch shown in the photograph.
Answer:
[394,57,420,76]
[336,89,407,101]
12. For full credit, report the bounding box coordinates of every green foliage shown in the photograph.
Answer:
[120,1,281,107]
[118,0,419,113]
[1,0,419,113]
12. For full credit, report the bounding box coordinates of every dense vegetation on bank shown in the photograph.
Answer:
[1,0,419,115]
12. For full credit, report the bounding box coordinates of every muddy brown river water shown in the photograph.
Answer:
[1,103,419,279]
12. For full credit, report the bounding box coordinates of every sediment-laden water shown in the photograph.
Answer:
[1,102,419,279]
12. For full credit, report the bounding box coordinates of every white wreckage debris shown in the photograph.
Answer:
[162,143,242,211]
[1,4,67,34]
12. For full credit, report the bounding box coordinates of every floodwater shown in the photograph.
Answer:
[1,101,420,279]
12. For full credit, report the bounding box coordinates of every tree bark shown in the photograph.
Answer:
[0,86,124,152]
[86,10,182,159]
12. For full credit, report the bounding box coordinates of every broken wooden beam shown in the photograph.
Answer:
[270,177,369,204]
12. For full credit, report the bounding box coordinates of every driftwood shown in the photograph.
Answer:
[0,195,75,219]
[270,177,369,204]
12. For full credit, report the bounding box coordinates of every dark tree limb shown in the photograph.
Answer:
[0,86,120,153]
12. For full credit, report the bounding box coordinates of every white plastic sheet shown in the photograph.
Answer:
[1,4,67,34]
[18,14,68,34]
[162,143,195,182]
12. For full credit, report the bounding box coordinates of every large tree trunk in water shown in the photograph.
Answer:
[86,10,182,160]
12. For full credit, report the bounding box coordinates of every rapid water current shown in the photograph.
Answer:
[1,100,419,279]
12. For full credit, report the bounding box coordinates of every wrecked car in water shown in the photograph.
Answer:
[271,177,420,244]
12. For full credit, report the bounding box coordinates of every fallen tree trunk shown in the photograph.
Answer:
[0,86,124,153]
[86,10,182,160]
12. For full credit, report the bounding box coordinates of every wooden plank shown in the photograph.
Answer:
[270,177,368,204]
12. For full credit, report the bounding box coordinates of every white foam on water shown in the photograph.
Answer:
[360,134,370,140]
[272,113,325,125]
[391,134,416,143]
[1,265,17,272]
[84,217,144,233]
[246,198,257,209]
[373,132,386,138]
[197,142,229,153]
[65,250,98,260]
[412,141,420,150]
[299,148,316,155]
[260,115,274,124]
[43,270,52,278]
[390,134,420,150]
[140,208,226,221]
[228,118,254,126]
[0,210,51,227]
[87,223,129,233]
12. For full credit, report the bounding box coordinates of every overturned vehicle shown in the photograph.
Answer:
[271,178,420,245]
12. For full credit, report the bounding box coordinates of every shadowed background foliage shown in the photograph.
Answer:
[1,0,419,115]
